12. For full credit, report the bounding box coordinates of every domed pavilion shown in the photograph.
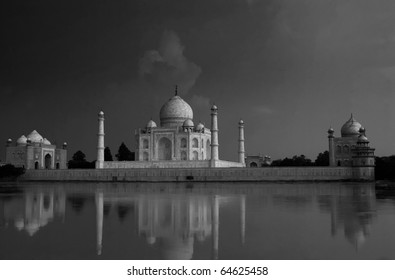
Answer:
[5,130,68,169]
[327,114,375,167]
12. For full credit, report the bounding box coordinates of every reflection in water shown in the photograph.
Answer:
[1,189,65,236]
[0,182,388,259]
[95,192,246,259]
[67,195,88,213]
[319,186,376,249]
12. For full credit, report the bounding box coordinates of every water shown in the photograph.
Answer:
[0,181,394,260]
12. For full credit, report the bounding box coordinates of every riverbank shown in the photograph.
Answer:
[18,166,375,182]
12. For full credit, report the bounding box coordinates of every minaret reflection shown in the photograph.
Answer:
[212,195,219,260]
[95,191,104,256]
[95,191,246,259]
[240,195,246,244]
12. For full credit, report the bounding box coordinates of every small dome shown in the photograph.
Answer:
[160,95,193,127]
[7,138,12,143]
[211,104,218,110]
[17,135,27,145]
[196,122,205,131]
[98,111,104,117]
[341,115,362,137]
[183,119,194,128]
[146,119,157,128]
[26,130,44,143]
[239,119,244,125]
[327,127,334,134]
[43,138,51,145]
[359,127,366,134]
[358,134,369,143]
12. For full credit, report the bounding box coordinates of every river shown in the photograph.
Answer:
[1,181,394,260]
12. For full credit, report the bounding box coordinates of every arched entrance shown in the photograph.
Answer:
[35,162,39,169]
[192,151,198,160]
[158,137,172,160]
[250,162,258,167]
[44,154,52,169]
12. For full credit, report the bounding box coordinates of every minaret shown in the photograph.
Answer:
[210,105,219,167]
[328,127,335,166]
[6,139,12,147]
[96,111,105,169]
[238,119,245,166]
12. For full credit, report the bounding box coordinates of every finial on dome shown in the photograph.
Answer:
[175,85,178,96]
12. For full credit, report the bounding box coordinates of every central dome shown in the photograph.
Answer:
[27,130,44,143]
[341,115,362,137]
[159,95,193,127]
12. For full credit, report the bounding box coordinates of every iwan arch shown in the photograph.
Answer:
[95,90,246,169]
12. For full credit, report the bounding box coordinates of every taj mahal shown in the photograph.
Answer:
[5,89,376,182]
[95,88,246,169]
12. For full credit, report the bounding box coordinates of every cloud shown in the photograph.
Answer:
[139,30,202,94]
[190,94,211,110]
[254,105,274,115]
[313,0,395,69]
[245,0,258,6]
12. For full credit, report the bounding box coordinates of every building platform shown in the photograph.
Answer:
[19,166,375,182]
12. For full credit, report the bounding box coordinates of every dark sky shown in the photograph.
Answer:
[1,0,395,162]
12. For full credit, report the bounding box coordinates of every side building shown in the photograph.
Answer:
[245,155,272,167]
[328,115,375,179]
[5,130,67,169]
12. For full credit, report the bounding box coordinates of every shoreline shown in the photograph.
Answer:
[14,166,375,182]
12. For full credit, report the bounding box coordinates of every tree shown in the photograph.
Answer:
[116,142,134,161]
[72,150,86,162]
[315,151,329,166]
[0,164,25,178]
[375,156,395,180]
[270,155,313,166]
[68,150,95,169]
[104,147,113,161]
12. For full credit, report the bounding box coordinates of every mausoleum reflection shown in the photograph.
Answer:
[95,191,246,259]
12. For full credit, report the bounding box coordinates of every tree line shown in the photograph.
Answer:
[68,142,134,169]
[271,151,329,167]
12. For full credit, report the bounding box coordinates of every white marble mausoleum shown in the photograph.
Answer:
[96,90,246,169]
